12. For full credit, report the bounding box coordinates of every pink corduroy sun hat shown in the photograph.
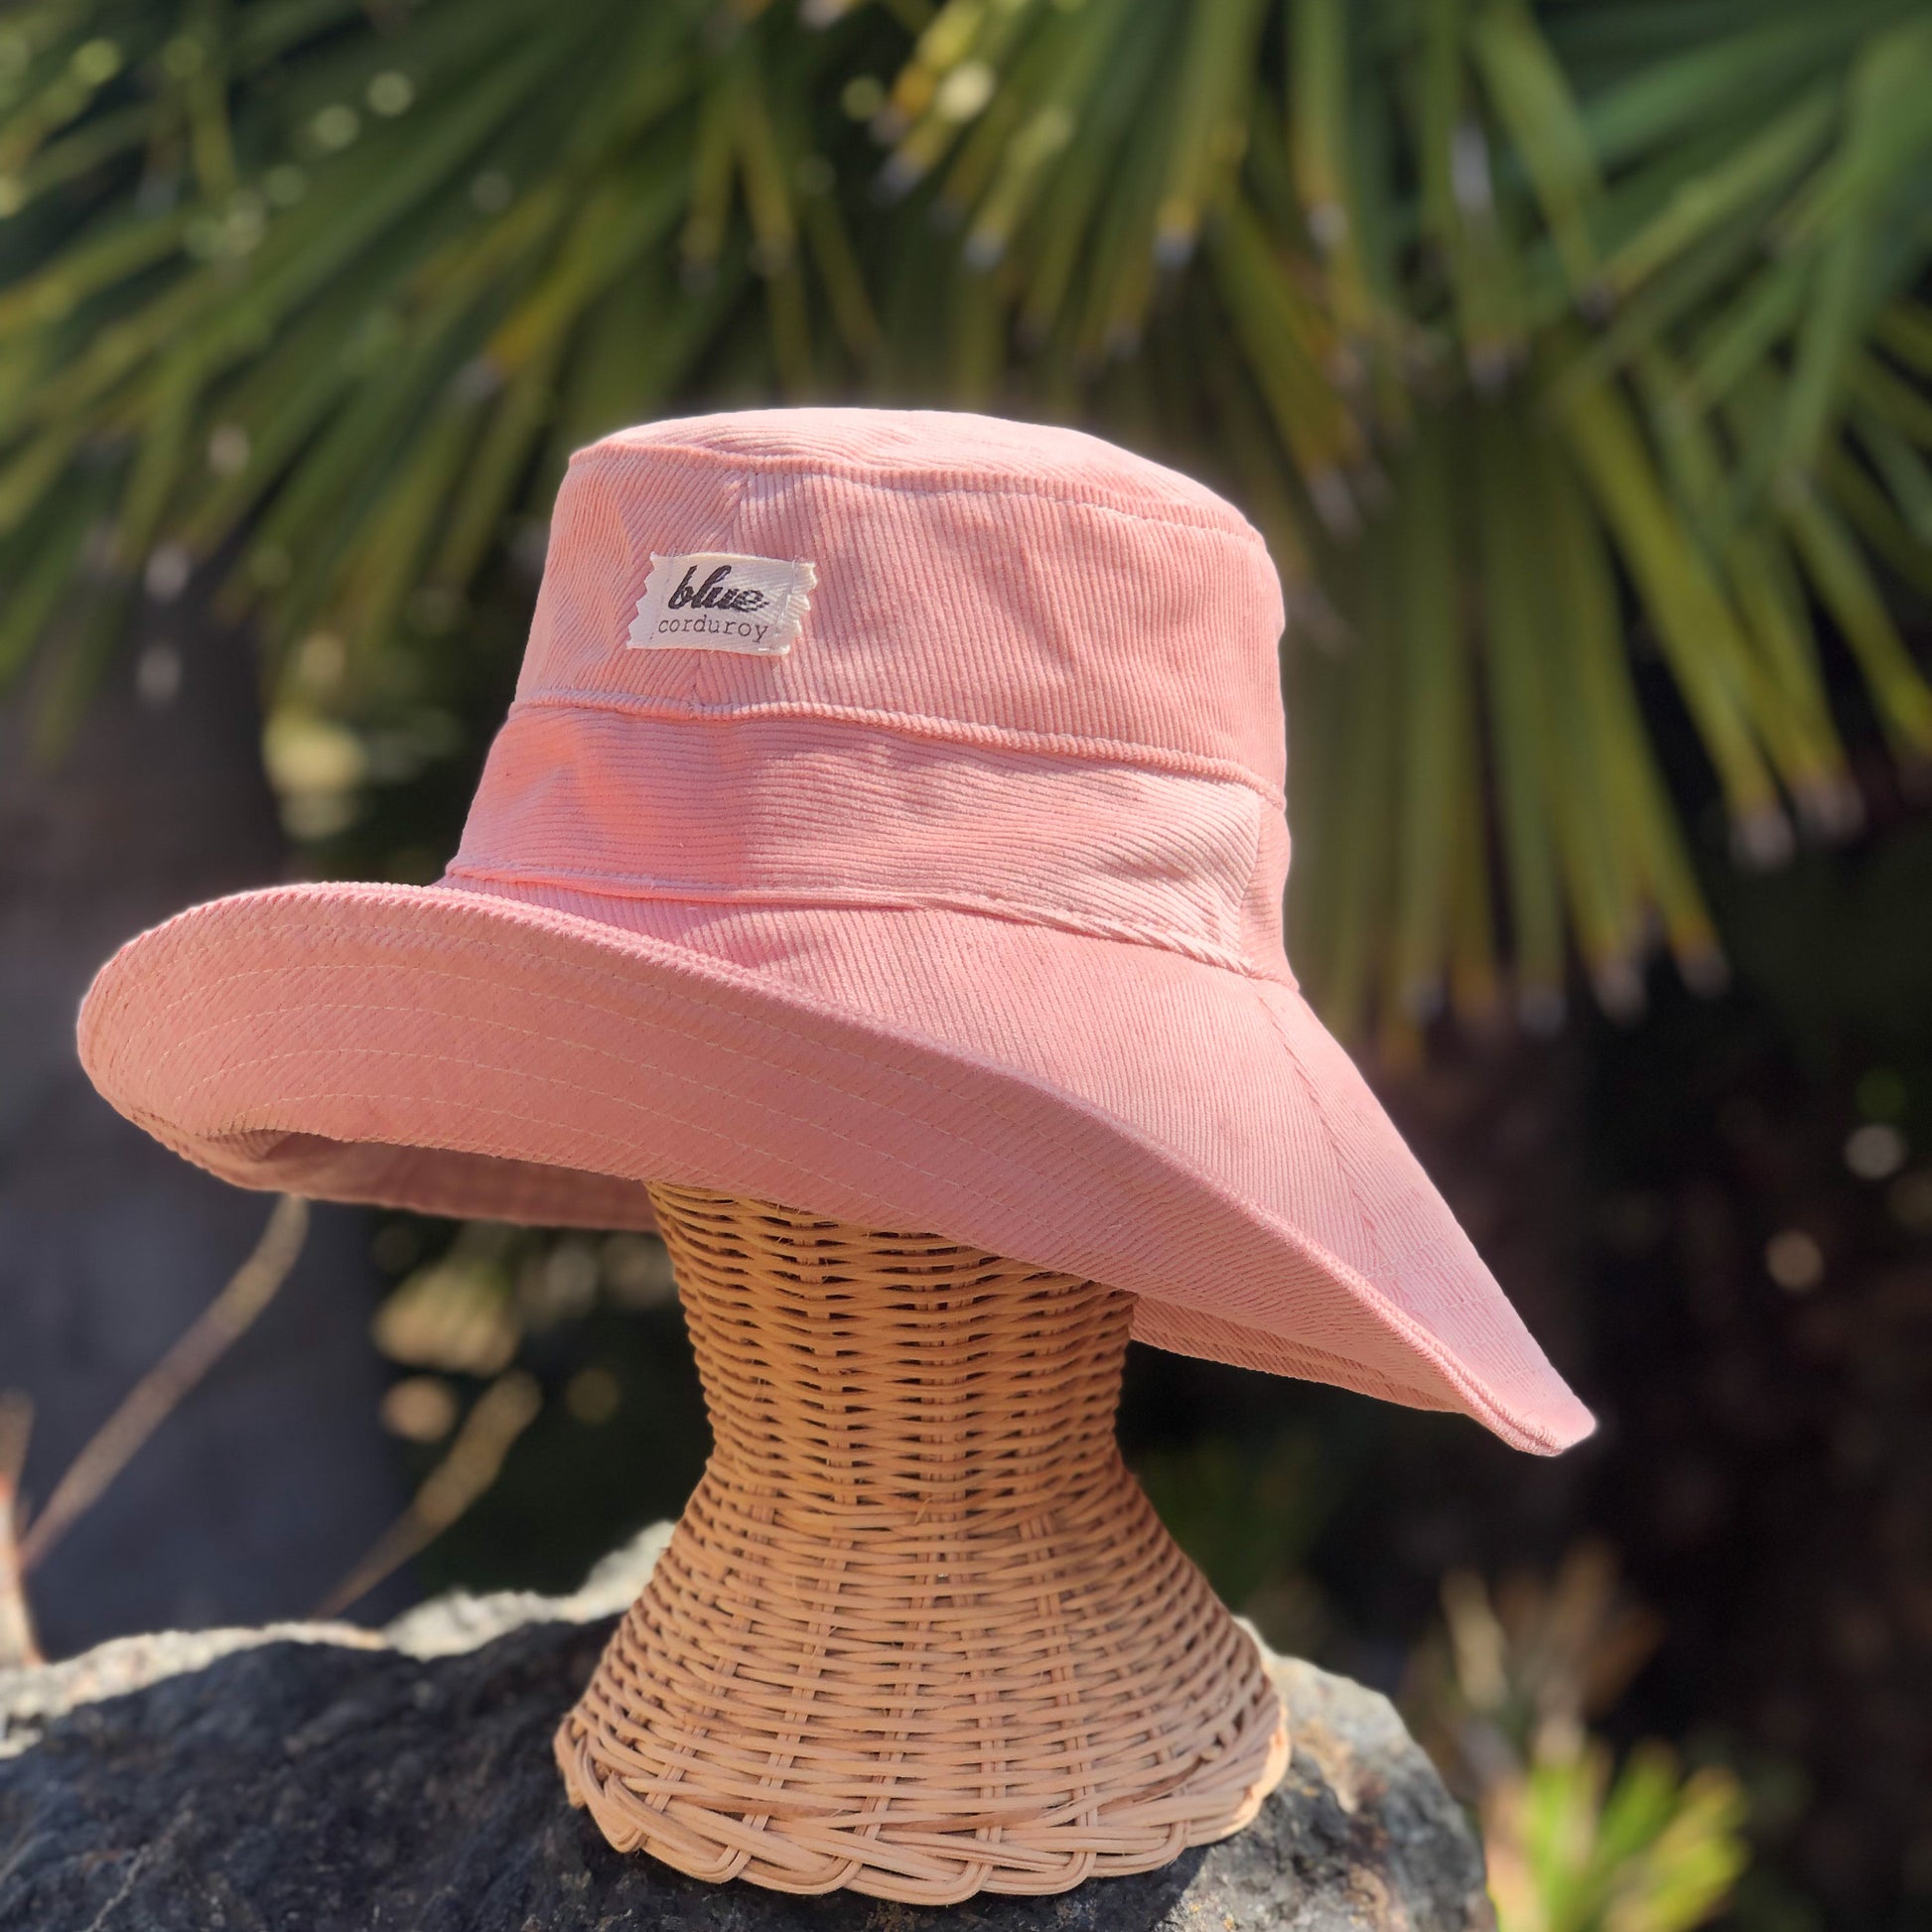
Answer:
[79,408,1591,1454]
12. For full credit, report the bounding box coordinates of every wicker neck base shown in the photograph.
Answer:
[554,1187,1290,1905]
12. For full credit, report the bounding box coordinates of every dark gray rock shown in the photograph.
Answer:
[0,1535,1490,1931]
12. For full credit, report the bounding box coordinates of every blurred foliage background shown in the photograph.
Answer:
[3,0,1931,1035]
[0,1,1929,1927]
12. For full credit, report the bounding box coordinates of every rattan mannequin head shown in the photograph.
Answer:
[553,1185,1290,1904]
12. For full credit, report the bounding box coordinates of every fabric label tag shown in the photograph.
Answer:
[626,552,817,657]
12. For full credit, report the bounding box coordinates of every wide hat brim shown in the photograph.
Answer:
[78,875,1593,1453]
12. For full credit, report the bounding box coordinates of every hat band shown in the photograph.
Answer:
[446,704,1290,976]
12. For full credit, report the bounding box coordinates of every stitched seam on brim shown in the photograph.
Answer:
[441,864,1265,980]
[506,692,1289,808]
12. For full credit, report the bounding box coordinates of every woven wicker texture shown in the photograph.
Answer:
[555,1186,1290,1904]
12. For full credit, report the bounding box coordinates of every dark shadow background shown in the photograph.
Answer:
[0,593,410,1650]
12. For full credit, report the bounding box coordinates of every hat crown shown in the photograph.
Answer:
[451,409,1296,984]
[516,408,1289,795]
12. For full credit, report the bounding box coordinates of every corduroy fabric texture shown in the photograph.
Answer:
[77,407,1592,1454]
